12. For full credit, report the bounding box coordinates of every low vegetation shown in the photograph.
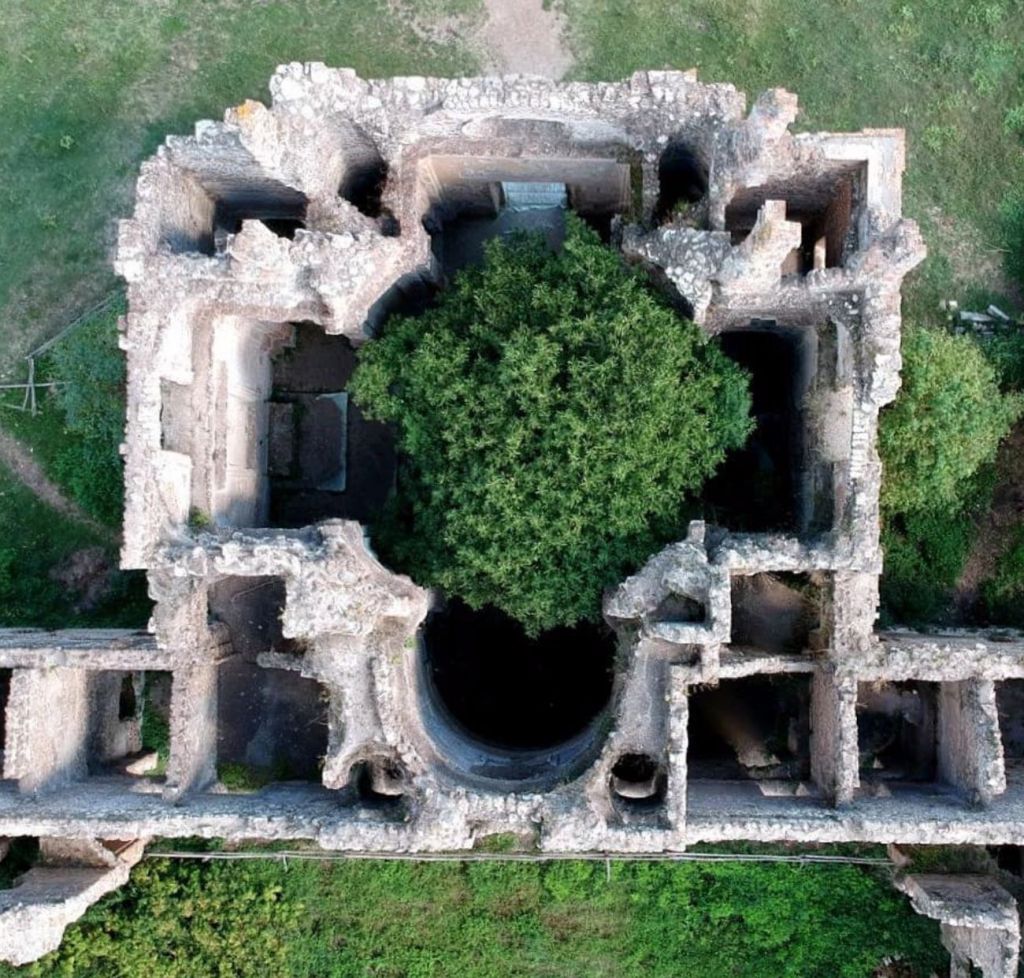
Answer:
[2,855,946,978]
[879,326,1022,623]
[879,326,1022,516]
[0,298,149,627]
[352,216,752,633]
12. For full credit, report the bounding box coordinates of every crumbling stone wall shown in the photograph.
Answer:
[0,65,1018,963]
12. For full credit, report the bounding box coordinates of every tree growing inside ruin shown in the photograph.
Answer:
[351,215,753,634]
[879,324,1023,516]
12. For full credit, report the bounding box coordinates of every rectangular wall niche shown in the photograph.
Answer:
[209,576,327,786]
[728,572,824,656]
[857,680,938,787]
[687,675,811,783]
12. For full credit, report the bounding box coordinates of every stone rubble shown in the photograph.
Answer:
[0,66,1017,973]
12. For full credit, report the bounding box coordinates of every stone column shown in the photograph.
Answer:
[938,680,1006,806]
[809,667,859,805]
[4,668,90,794]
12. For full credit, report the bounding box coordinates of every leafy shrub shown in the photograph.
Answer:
[8,856,947,978]
[20,859,300,978]
[881,506,978,622]
[352,215,752,633]
[982,328,1024,392]
[217,762,274,792]
[879,325,1022,516]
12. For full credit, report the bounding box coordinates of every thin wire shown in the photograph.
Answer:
[146,849,893,867]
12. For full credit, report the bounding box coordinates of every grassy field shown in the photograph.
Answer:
[0,3,1017,974]
[0,854,947,978]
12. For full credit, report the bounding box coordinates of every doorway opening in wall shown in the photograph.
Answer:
[268,323,397,528]
[209,575,327,786]
[857,680,938,784]
[421,155,634,278]
[85,671,166,784]
[422,598,616,755]
[705,324,814,533]
[996,680,1024,781]
[687,674,812,781]
[655,142,707,223]
[0,669,10,781]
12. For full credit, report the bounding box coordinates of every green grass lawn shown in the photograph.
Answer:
[0,855,947,978]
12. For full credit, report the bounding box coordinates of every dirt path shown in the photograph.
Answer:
[477,0,573,78]
[953,424,1024,618]
[0,427,117,543]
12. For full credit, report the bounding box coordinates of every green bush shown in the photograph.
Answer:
[19,859,301,978]
[982,328,1024,392]
[880,325,1022,516]
[881,505,978,622]
[217,762,274,792]
[351,215,752,634]
[7,856,946,978]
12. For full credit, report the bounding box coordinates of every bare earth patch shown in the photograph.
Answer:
[954,423,1024,617]
[477,0,573,78]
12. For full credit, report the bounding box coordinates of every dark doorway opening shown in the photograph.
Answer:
[209,576,327,783]
[857,681,938,783]
[213,198,307,243]
[117,675,137,721]
[705,328,804,532]
[423,599,615,751]
[341,158,389,218]
[688,675,811,780]
[268,323,396,527]
[996,680,1024,767]
[656,143,707,222]
[0,669,10,760]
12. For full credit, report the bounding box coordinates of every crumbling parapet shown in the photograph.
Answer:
[810,667,859,805]
[0,838,147,966]
[897,874,1021,978]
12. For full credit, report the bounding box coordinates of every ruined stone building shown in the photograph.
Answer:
[0,66,1020,974]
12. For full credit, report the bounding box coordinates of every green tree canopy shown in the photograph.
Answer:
[879,324,1023,516]
[351,215,752,634]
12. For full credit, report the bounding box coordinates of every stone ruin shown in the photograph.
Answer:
[0,66,1020,973]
